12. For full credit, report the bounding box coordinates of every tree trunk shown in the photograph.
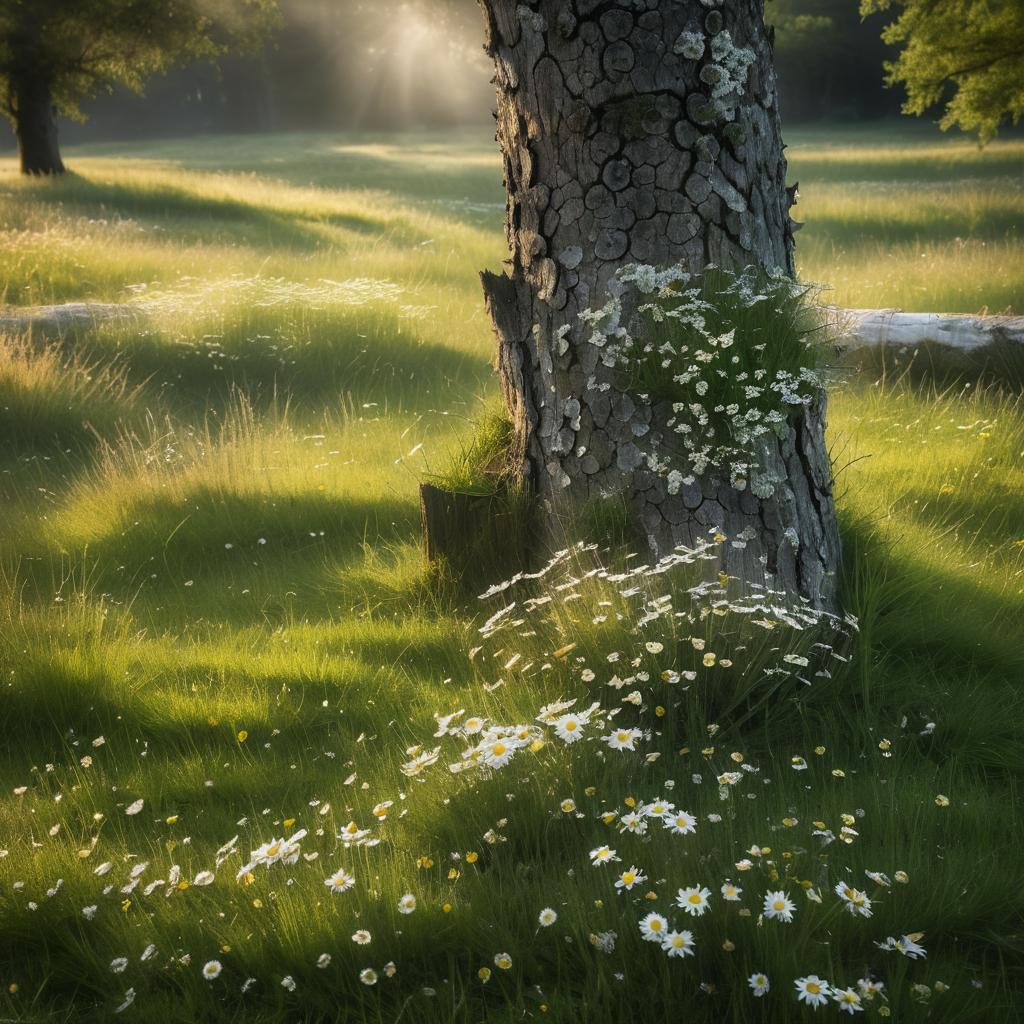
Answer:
[478,0,841,609]
[14,75,65,176]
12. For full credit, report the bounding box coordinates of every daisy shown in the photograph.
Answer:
[857,977,885,998]
[553,713,585,743]
[193,870,215,886]
[433,709,465,737]
[538,907,557,927]
[638,912,668,942]
[748,972,769,997]
[876,934,926,959]
[763,890,795,923]
[721,881,743,901]
[833,987,865,1015]
[110,957,128,974]
[317,954,331,968]
[664,810,697,835]
[324,867,355,894]
[615,866,646,891]
[359,968,377,986]
[642,798,674,818]
[589,845,620,866]
[834,881,873,918]
[676,885,711,917]
[202,960,222,980]
[352,930,372,945]
[662,930,695,958]
[494,952,512,970]
[603,727,642,751]
[482,738,515,769]
[618,811,648,835]
[337,821,371,846]
[462,717,486,735]
[795,975,830,1008]
[398,893,417,914]
[281,976,296,992]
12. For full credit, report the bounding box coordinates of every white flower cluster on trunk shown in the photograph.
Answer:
[574,264,827,498]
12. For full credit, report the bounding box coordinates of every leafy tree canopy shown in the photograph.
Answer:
[0,0,280,125]
[862,0,1024,143]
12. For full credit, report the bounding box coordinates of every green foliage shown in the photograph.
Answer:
[861,0,1024,143]
[426,406,517,497]
[0,0,280,126]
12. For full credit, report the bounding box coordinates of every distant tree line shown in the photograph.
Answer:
[3,0,1020,167]
[3,0,901,155]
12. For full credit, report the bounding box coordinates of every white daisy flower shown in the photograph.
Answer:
[538,907,557,927]
[614,865,646,891]
[834,881,873,918]
[638,912,668,942]
[202,960,222,980]
[325,867,355,894]
[795,975,830,1008]
[720,881,742,901]
[661,929,695,958]
[857,977,885,998]
[875,934,926,959]
[552,713,585,743]
[337,821,371,846]
[124,799,144,816]
[317,953,331,968]
[481,738,515,769]
[663,810,697,835]
[589,845,620,866]
[618,811,648,835]
[359,968,378,986]
[748,972,769,997]
[603,727,642,751]
[110,957,128,974]
[676,885,711,917]
[281,975,296,991]
[763,890,796,923]
[833,987,865,1015]
[193,870,215,886]
[398,893,417,914]
[642,798,673,818]
[352,930,372,945]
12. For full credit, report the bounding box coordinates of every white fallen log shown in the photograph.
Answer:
[831,307,1024,353]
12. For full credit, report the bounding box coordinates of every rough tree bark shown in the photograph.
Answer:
[13,75,65,176]
[478,0,841,609]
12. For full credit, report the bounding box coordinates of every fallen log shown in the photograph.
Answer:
[830,308,1024,353]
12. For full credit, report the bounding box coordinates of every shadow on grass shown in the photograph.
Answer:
[77,311,492,415]
[34,172,402,252]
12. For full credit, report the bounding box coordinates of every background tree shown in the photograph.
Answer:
[0,0,280,175]
[862,0,1024,143]
[477,0,841,608]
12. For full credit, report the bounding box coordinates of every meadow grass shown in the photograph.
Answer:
[0,126,1022,1022]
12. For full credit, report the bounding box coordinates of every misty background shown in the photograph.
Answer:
[0,0,901,150]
